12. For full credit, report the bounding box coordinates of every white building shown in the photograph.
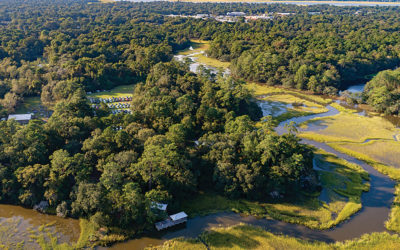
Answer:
[8,114,32,124]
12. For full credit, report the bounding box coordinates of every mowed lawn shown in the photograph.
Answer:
[87,84,135,99]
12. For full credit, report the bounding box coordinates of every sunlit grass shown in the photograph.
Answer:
[177,40,210,56]
[87,84,134,99]
[152,224,400,250]
[177,40,230,69]
[386,184,400,233]
[327,144,400,181]
[335,140,400,169]
[300,112,399,143]
[75,219,97,248]
[246,82,332,105]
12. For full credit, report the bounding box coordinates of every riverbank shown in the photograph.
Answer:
[151,224,400,250]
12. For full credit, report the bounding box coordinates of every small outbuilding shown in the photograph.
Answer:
[8,114,32,124]
[170,212,188,222]
[155,211,188,231]
[151,202,168,211]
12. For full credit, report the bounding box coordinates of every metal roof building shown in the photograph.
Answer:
[7,114,32,124]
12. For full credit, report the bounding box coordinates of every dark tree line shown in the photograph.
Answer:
[363,68,400,115]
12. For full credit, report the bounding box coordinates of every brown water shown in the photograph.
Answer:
[109,103,395,249]
[0,204,80,248]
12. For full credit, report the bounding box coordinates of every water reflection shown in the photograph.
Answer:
[0,204,80,248]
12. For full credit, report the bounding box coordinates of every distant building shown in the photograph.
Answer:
[227,12,245,17]
[8,114,32,124]
[276,13,295,17]
[245,14,274,21]
[195,14,209,19]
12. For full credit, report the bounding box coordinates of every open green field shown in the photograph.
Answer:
[87,84,134,99]
[151,224,400,250]
[181,150,369,230]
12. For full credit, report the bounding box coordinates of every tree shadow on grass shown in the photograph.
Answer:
[203,228,261,249]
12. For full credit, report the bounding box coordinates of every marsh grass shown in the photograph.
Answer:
[387,184,400,233]
[246,83,332,105]
[327,144,400,181]
[334,140,400,169]
[152,224,400,250]
[300,112,399,143]
[177,40,230,69]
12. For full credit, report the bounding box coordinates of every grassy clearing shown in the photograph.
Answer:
[151,224,400,250]
[87,84,134,99]
[181,150,369,230]
[15,96,42,114]
[177,40,209,56]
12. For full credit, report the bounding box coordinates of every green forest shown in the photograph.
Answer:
[0,0,399,246]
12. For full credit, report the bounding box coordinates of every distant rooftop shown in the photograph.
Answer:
[8,114,32,121]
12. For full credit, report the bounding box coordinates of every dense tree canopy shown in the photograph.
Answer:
[364,69,400,115]
[1,0,397,236]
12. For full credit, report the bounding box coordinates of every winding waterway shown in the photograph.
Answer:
[110,102,396,249]
[0,47,397,249]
